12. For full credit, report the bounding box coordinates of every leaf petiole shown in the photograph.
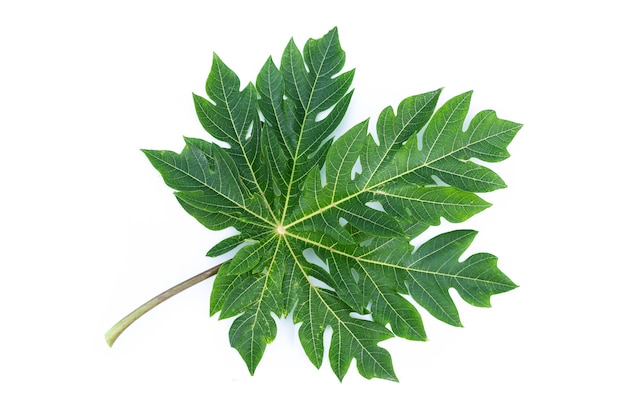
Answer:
[105,263,222,347]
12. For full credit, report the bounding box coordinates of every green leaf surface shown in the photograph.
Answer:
[142,27,522,381]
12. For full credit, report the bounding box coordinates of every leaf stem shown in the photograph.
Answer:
[105,263,222,347]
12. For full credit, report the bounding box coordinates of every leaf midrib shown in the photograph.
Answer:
[247,236,283,366]
[266,60,295,160]
[284,236,392,378]
[284,120,519,230]
[363,92,440,189]
[286,231,514,288]
[279,36,334,224]
[214,63,279,224]
[150,151,274,227]
[372,188,488,208]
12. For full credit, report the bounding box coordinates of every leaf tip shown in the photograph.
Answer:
[182,135,194,146]
[324,26,340,39]
[140,148,158,160]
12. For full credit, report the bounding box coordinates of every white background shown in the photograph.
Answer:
[1,0,624,415]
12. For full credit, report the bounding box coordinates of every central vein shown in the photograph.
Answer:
[279,39,331,225]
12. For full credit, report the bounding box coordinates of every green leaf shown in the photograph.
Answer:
[205,233,249,257]
[138,27,522,381]
[294,286,397,381]
[373,184,492,225]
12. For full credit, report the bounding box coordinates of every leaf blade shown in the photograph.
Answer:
[138,28,521,382]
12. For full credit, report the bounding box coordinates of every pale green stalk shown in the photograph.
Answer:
[105,264,221,347]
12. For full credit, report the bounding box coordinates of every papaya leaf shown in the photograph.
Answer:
[107,27,522,382]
